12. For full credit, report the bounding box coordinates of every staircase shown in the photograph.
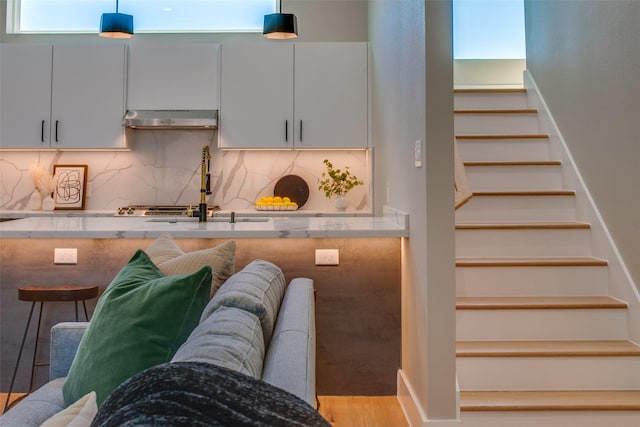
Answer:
[454,88,640,426]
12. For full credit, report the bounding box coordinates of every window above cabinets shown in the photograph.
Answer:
[6,0,275,34]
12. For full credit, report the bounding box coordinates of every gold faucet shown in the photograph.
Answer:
[199,145,212,223]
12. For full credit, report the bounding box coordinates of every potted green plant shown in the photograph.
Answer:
[318,159,364,211]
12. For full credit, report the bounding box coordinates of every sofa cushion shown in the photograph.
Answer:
[203,259,287,346]
[145,233,236,297]
[172,305,265,378]
[262,278,316,405]
[0,378,66,427]
[40,391,97,427]
[92,362,330,427]
[62,249,212,407]
[50,322,90,380]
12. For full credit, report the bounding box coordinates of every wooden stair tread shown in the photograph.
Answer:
[472,190,575,197]
[456,222,590,230]
[456,296,626,310]
[456,134,549,140]
[464,160,562,166]
[455,109,538,114]
[454,88,527,94]
[456,257,608,267]
[460,390,640,411]
[457,340,640,357]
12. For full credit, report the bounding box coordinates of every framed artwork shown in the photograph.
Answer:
[53,164,88,210]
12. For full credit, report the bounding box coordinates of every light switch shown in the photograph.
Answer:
[414,139,422,168]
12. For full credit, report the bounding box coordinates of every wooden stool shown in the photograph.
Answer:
[4,285,100,412]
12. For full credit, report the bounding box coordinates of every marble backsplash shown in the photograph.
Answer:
[0,130,370,213]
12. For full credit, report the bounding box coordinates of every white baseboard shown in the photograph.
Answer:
[397,369,461,426]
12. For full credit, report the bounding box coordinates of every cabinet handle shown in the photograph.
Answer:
[55,120,59,142]
[299,120,303,143]
[285,120,288,142]
[41,120,45,142]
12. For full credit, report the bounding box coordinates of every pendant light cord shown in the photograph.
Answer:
[115,0,119,13]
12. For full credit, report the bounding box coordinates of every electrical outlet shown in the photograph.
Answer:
[54,248,77,265]
[315,249,339,266]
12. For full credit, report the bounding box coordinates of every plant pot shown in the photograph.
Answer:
[333,195,347,211]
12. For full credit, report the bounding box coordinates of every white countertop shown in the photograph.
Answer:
[0,209,372,219]
[0,208,408,239]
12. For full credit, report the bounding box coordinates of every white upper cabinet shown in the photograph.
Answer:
[1,44,53,149]
[127,44,220,110]
[294,43,368,149]
[1,44,127,149]
[52,45,126,149]
[219,42,368,149]
[219,43,293,149]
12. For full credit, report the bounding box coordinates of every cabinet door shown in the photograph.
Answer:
[219,44,293,149]
[0,45,53,148]
[51,45,126,149]
[128,44,220,110]
[294,43,368,148]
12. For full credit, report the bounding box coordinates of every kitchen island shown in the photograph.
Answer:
[0,208,405,399]
[0,209,408,239]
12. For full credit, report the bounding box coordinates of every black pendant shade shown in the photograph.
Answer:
[99,0,133,39]
[263,0,297,39]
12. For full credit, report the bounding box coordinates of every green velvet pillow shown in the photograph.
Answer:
[62,249,212,407]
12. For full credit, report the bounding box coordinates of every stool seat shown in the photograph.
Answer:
[4,285,100,413]
[18,285,100,302]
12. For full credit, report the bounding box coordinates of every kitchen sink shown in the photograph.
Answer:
[146,217,269,223]
[146,218,199,223]
[210,217,270,223]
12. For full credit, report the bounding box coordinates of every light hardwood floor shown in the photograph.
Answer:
[0,393,26,414]
[318,396,408,427]
[2,393,409,426]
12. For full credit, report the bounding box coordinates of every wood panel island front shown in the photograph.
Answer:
[0,211,407,398]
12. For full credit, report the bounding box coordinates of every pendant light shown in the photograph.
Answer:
[263,0,298,39]
[99,0,134,39]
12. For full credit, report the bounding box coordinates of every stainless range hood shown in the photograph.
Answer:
[123,110,218,129]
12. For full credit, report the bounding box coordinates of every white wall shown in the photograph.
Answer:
[369,0,456,423]
[524,0,640,287]
[454,59,526,87]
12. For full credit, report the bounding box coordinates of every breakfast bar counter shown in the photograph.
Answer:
[1,208,405,398]
[0,208,408,239]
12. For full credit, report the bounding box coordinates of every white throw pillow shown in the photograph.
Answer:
[40,391,97,427]
[145,233,236,297]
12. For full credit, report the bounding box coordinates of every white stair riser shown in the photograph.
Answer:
[457,139,552,162]
[454,92,529,110]
[466,165,563,192]
[455,114,541,135]
[456,195,577,223]
[456,265,609,297]
[456,228,592,257]
[457,309,628,341]
[457,357,640,390]
[460,411,640,427]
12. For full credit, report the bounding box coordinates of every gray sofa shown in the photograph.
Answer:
[0,261,317,426]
